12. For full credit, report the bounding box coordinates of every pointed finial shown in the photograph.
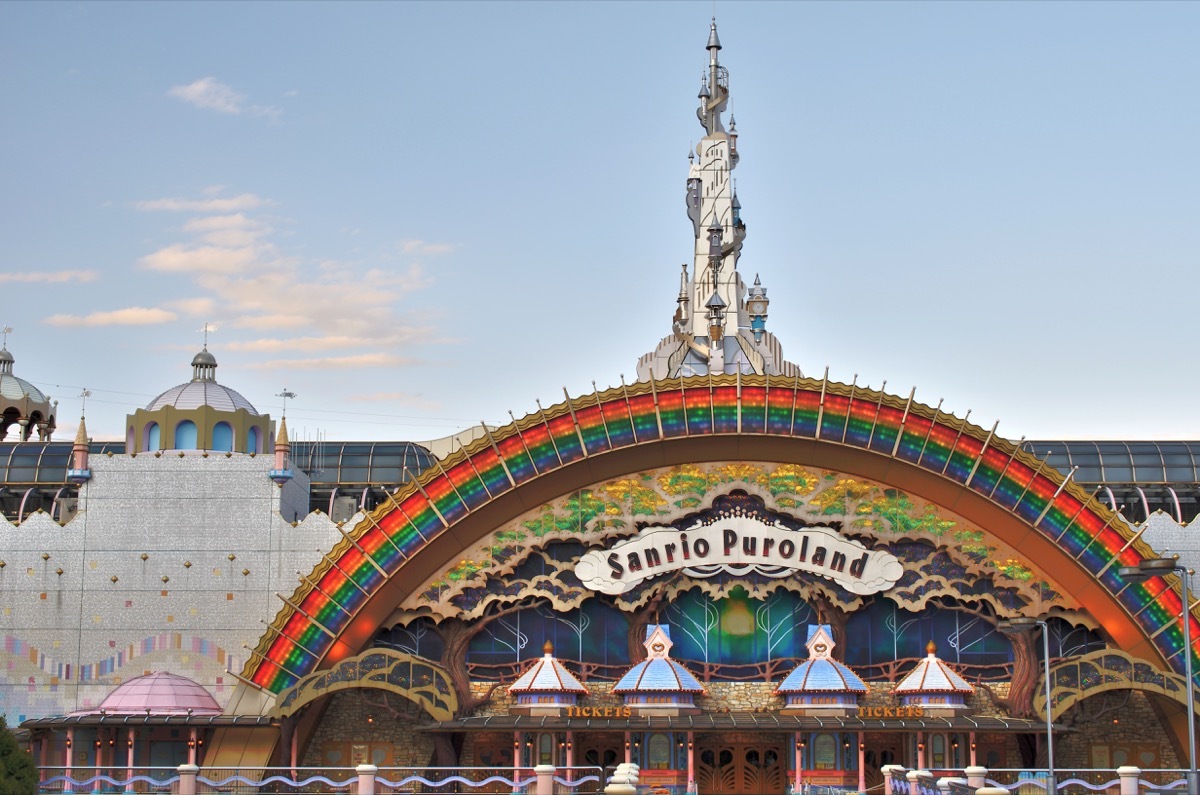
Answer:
[707,18,722,51]
[276,388,297,417]
[74,416,89,446]
[926,640,937,656]
[729,114,736,131]
[753,273,761,286]
[198,322,218,350]
[276,416,290,446]
[688,148,695,164]
[543,639,554,655]
[698,73,710,99]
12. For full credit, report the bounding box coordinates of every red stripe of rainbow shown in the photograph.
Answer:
[246,376,1198,692]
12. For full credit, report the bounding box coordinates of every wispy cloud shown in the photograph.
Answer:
[250,353,417,370]
[168,77,280,118]
[226,333,429,353]
[128,189,446,369]
[400,239,457,256]
[165,297,218,317]
[135,193,266,213]
[348,391,442,411]
[0,269,99,284]
[45,307,177,327]
[140,243,273,274]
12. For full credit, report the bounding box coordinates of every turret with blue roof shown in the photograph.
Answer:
[508,640,588,716]
[613,624,705,716]
[893,640,975,717]
[775,625,867,716]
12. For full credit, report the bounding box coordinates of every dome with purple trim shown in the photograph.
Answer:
[775,625,866,716]
[894,640,974,715]
[145,347,258,414]
[614,625,704,715]
[508,641,588,715]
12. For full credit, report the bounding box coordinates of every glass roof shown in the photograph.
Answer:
[0,440,432,487]
[1021,440,1200,485]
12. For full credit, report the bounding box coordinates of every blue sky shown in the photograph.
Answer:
[2,1,1198,444]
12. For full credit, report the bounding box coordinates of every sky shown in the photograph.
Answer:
[2,1,1198,445]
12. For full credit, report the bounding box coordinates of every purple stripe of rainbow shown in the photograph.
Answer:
[248,377,1197,693]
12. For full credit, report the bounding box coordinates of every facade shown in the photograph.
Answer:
[2,21,1199,794]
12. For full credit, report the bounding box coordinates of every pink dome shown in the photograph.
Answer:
[89,672,221,716]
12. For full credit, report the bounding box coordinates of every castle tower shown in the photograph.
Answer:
[637,21,800,380]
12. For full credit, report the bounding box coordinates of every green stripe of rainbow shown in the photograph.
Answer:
[246,375,1197,692]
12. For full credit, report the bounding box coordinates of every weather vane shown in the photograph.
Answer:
[198,322,218,348]
[79,388,92,417]
[276,388,297,416]
[1,325,12,348]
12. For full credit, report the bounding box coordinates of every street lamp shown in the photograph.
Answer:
[999,617,1054,795]
[1118,557,1197,795]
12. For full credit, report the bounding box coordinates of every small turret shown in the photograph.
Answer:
[706,18,722,52]
[675,264,691,326]
[747,274,768,343]
[67,417,91,484]
[706,291,727,344]
[269,417,294,485]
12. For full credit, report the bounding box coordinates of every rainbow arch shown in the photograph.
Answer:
[244,374,1199,694]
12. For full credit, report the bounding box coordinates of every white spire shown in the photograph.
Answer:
[636,22,801,382]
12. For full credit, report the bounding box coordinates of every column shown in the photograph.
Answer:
[177,764,199,795]
[93,735,102,793]
[566,731,574,783]
[125,728,136,793]
[64,729,74,794]
[1117,766,1140,795]
[356,764,378,795]
[188,728,197,765]
[969,733,976,767]
[795,734,804,794]
[858,733,866,793]
[917,733,925,771]
[513,733,522,794]
[687,733,696,795]
[624,732,631,765]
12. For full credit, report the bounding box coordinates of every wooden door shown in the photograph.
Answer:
[696,739,786,794]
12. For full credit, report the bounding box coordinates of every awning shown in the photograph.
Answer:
[21,714,278,729]
[421,713,1066,733]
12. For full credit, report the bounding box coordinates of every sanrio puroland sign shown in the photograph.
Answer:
[575,515,902,595]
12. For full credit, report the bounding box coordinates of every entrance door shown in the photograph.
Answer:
[696,739,786,794]
[577,732,624,778]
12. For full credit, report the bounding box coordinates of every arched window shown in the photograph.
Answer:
[647,733,670,770]
[212,422,233,452]
[145,422,160,451]
[174,420,197,449]
[931,734,946,769]
[813,733,837,770]
[247,426,260,453]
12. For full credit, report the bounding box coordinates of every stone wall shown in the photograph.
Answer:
[302,689,435,767]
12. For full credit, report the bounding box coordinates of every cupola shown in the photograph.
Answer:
[893,640,974,716]
[775,625,866,717]
[126,345,272,454]
[613,625,704,716]
[507,641,588,716]
[0,336,56,442]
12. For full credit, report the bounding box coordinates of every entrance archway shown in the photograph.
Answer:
[247,376,1191,694]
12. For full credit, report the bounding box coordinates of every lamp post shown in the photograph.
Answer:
[1118,557,1197,795]
[1000,617,1054,795]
